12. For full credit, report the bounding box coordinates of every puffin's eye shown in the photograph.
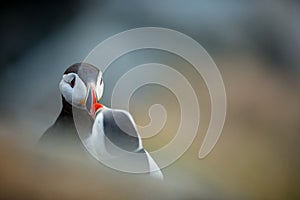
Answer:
[100,77,103,85]
[70,77,75,88]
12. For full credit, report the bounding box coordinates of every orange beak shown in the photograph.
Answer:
[86,86,103,118]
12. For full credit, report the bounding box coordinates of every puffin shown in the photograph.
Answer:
[38,63,163,179]
[84,83,163,179]
[38,63,97,155]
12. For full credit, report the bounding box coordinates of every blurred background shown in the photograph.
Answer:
[0,0,300,199]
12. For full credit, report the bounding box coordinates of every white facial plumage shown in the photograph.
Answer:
[95,71,104,101]
[59,73,87,109]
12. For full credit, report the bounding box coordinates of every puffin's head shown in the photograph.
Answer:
[59,63,104,110]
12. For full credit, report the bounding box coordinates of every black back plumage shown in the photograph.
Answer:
[102,109,140,152]
[38,98,90,151]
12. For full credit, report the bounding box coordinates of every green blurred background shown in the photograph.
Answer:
[0,0,299,199]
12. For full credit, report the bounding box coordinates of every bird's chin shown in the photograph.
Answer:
[72,103,87,110]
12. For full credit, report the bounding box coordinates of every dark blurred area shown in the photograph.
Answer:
[0,0,300,199]
[2,0,300,71]
[1,0,85,69]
